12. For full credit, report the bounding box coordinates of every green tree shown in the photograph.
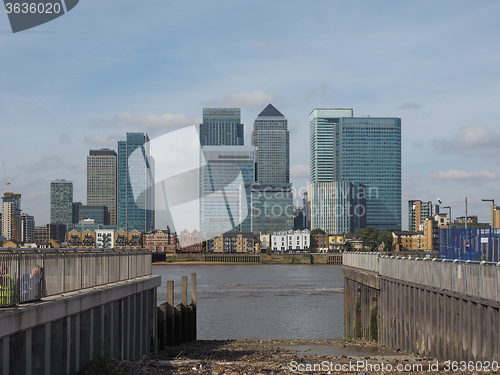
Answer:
[376,230,393,251]
[311,228,326,235]
[356,227,378,251]
[344,240,353,252]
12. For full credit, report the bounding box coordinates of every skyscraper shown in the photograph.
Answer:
[309,109,401,231]
[307,181,366,234]
[199,108,244,146]
[250,183,293,233]
[250,104,293,234]
[117,132,155,232]
[310,109,353,183]
[200,146,255,238]
[252,103,289,183]
[87,148,117,225]
[1,193,21,241]
[50,180,73,225]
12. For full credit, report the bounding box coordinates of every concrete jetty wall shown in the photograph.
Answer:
[0,275,160,375]
[343,253,500,362]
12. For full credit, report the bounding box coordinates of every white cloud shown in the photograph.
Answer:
[84,134,122,148]
[203,90,275,110]
[21,155,85,175]
[429,169,498,181]
[398,102,423,110]
[291,164,310,178]
[114,112,197,131]
[431,124,500,156]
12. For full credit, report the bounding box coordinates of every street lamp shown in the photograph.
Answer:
[482,199,496,261]
[442,206,452,258]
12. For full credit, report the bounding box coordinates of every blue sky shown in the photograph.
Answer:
[1,0,500,229]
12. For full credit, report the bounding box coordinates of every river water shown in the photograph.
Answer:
[152,264,344,340]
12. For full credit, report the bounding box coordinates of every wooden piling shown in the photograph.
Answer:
[191,273,197,341]
[166,281,174,346]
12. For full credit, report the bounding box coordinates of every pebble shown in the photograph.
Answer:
[113,339,480,374]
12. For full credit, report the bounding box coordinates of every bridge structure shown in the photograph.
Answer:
[0,248,160,375]
[343,252,500,362]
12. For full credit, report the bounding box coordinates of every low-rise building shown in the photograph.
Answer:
[434,213,449,228]
[310,232,329,253]
[344,233,364,251]
[95,229,114,249]
[66,229,142,248]
[207,233,259,253]
[178,229,203,253]
[271,229,310,252]
[259,233,270,251]
[328,234,346,252]
[114,229,142,248]
[392,231,424,251]
[143,227,178,253]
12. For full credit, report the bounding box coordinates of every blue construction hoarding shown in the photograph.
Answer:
[439,228,500,261]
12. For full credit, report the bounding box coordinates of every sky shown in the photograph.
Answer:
[1,0,500,230]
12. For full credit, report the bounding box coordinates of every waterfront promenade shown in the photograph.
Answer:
[0,248,160,375]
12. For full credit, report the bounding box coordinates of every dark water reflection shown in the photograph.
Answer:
[153,264,344,340]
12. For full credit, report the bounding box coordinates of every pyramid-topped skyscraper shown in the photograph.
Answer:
[250,104,293,233]
[251,103,289,183]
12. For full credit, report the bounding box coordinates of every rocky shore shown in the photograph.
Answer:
[79,339,483,374]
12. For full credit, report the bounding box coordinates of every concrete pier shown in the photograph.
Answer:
[343,253,500,362]
[0,275,160,375]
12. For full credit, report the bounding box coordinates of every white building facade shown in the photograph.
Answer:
[95,229,115,249]
[271,229,310,252]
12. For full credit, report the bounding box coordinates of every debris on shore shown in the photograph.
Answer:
[79,339,483,374]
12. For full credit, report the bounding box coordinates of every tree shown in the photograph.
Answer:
[376,230,393,251]
[344,240,353,252]
[311,228,326,235]
[356,227,378,251]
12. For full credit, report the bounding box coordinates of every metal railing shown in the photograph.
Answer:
[343,252,500,301]
[342,252,380,272]
[0,248,152,308]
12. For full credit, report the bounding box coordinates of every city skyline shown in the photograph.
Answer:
[1,1,500,227]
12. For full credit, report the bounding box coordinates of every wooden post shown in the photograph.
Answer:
[166,281,174,346]
[191,273,197,341]
[157,304,166,350]
[181,276,188,343]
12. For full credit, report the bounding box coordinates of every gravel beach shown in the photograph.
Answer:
[87,339,486,375]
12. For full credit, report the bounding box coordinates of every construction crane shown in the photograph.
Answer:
[2,161,19,242]
[2,161,11,192]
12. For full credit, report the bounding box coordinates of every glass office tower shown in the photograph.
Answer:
[251,103,289,183]
[310,109,353,183]
[200,146,255,238]
[339,117,401,231]
[117,132,155,232]
[307,181,366,234]
[50,179,73,225]
[250,103,293,233]
[200,108,244,146]
[309,110,401,231]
